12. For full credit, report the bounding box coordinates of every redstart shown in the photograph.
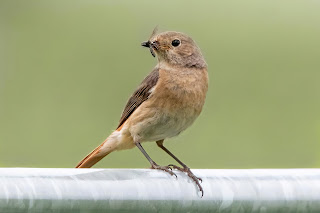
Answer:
[76,29,208,196]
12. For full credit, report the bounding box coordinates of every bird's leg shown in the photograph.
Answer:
[135,142,177,178]
[156,140,204,197]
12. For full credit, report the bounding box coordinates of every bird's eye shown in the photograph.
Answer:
[171,39,180,47]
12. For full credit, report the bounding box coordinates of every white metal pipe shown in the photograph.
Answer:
[0,168,319,212]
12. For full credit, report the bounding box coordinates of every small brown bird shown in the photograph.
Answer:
[76,29,208,196]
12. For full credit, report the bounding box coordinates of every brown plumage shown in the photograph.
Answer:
[117,68,159,129]
[76,30,208,197]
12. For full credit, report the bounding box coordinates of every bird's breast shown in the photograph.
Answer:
[145,67,208,139]
[126,66,208,142]
[154,67,208,114]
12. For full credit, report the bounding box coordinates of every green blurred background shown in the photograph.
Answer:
[0,0,319,169]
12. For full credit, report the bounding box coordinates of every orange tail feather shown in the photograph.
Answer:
[76,124,127,168]
[76,135,116,168]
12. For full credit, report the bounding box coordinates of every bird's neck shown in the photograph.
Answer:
[157,55,207,69]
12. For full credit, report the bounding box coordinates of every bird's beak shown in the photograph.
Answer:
[141,40,156,57]
[141,41,150,48]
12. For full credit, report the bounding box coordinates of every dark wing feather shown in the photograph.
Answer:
[117,68,159,128]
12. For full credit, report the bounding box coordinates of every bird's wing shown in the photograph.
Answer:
[117,67,159,129]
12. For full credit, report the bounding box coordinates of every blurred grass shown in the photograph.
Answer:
[0,0,319,168]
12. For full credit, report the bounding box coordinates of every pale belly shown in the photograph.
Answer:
[126,93,203,143]
[138,108,199,142]
[112,107,199,151]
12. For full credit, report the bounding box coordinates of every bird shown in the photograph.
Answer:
[76,29,208,196]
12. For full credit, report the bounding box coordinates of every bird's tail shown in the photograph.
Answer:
[76,131,120,168]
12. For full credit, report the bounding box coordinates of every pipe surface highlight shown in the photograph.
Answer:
[0,168,319,212]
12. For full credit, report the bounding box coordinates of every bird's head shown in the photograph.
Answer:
[142,30,207,69]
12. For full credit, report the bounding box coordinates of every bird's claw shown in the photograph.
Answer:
[169,164,204,197]
[151,164,177,178]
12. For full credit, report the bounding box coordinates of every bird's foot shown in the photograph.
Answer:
[150,163,177,178]
[169,164,204,197]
